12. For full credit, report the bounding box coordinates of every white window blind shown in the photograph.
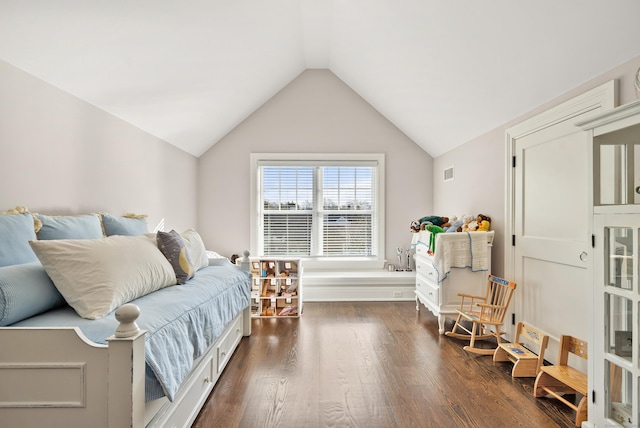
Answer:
[257,158,380,258]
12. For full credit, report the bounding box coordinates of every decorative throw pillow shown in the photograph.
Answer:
[35,213,104,240]
[29,234,177,319]
[0,213,38,267]
[101,213,148,236]
[157,230,195,284]
[0,262,66,326]
[181,229,210,271]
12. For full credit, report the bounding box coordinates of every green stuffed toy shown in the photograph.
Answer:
[424,224,445,254]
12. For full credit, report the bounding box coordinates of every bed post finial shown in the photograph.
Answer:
[114,303,141,338]
[239,250,250,273]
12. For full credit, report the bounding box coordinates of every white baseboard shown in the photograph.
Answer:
[304,285,415,301]
[303,270,416,301]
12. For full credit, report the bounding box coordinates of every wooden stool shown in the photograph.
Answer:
[493,322,548,377]
[534,335,588,427]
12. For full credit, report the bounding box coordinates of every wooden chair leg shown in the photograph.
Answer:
[448,314,462,335]
[576,395,587,427]
[445,314,471,339]
[468,322,478,349]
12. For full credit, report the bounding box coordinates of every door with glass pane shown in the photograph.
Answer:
[593,213,640,427]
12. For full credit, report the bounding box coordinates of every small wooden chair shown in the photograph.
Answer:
[445,275,517,355]
[534,335,588,427]
[493,322,549,377]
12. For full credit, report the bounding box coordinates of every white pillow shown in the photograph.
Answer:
[181,229,209,271]
[29,234,177,319]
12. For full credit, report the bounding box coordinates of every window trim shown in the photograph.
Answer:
[250,153,385,266]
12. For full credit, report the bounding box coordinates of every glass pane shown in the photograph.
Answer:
[263,214,312,256]
[322,167,373,211]
[599,144,627,205]
[322,213,372,256]
[605,227,633,290]
[606,361,633,426]
[606,294,633,361]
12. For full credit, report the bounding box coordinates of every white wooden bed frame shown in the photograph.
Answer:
[0,256,252,428]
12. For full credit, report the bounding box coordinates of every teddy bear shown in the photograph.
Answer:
[475,214,491,232]
[457,215,474,232]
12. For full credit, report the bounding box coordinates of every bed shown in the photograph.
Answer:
[0,211,252,427]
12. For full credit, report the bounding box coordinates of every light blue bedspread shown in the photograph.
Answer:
[13,263,251,401]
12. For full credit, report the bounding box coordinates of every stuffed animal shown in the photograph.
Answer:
[424,224,445,254]
[457,215,474,232]
[445,216,464,233]
[475,214,491,232]
[466,219,479,231]
[409,215,451,233]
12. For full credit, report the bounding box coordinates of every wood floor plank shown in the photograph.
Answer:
[193,302,578,427]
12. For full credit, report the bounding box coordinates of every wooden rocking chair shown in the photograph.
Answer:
[445,275,517,355]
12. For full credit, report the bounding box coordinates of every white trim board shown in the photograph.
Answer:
[304,270,415,301]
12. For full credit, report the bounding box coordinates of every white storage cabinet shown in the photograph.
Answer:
[413,230,494,334]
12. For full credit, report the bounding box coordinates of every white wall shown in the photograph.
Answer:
[0,61,198,232]
[433,55,640,278]
[197,69,433,260]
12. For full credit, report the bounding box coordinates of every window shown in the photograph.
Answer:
[251,154,384,259]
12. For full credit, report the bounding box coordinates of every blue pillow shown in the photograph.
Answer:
[0,213,38,267]
[101,213,148,236]
[0,262,67,326]
[36,213,104,240]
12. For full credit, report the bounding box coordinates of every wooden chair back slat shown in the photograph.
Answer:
[445,275,517,355]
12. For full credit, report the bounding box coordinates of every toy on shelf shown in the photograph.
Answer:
[410,215,451,233]
[412,213,491,235]
[474,214,491,232]
[445,216,464,233]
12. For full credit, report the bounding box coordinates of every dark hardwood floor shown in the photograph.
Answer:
[193,302,578,428]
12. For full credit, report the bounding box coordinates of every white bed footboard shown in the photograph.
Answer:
[0,310,146,428]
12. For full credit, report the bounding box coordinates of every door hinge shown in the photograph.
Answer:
[512,235,516,246]
[592,390,596,403]
[512,155,516,167]
[511,313,515,325]
[592,234,595,248]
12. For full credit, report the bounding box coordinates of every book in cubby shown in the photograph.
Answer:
[249,258,302,318]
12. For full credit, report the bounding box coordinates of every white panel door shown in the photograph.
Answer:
[514,121,590,361]
[506,80,615,362]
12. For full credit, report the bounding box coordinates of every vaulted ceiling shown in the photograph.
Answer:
[1,1,640,157]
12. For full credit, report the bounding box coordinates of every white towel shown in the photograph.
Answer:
[431,232,490,283]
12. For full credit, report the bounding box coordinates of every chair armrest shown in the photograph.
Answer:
[456,293,487,311]
[457,293,486,300]
[476,303,503,309]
